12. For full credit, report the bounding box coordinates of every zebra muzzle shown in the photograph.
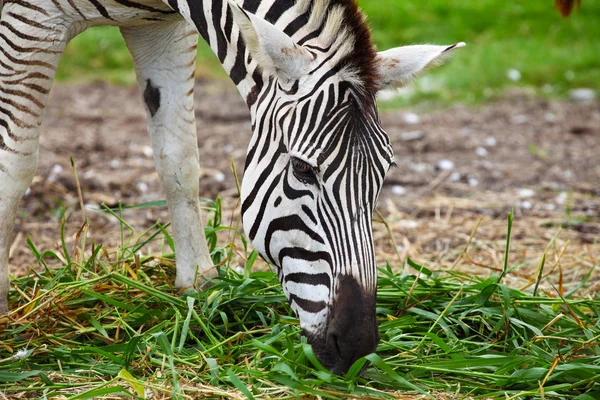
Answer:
[308,275,379,374]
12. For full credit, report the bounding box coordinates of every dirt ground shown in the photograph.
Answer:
[8,80,599,296]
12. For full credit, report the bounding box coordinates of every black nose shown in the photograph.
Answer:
[313,275,380,375]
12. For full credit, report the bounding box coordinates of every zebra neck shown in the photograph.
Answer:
[167,0,314,107]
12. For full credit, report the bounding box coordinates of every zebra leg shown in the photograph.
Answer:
[0,5,76,313]
[120,21,215,290]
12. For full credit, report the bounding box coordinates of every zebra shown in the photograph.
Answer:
[555,0,581,17]
[0,0,463,373]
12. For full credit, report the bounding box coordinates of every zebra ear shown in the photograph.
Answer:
[230,3,313,82]
[375,43,465,90]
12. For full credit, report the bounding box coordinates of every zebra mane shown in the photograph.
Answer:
[294,0,378,96]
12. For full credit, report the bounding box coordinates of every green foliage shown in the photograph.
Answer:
[361,0,600,106]
[1,202,599,399]
[56,28,224,84]
[56,1,600,105]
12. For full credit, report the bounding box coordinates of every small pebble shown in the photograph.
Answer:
[110,159,120,168]
[468,178,480,187]
[475,147,488,157]
[399,220,419,229]
[403,112,421,125]
[555,192,568,205]
[569,88,596,103]
[544,113,558,122]
[142,146,154,158]
[511,115,529,125]
[224,144,234,153]
[483,137,497,147]
[507,68,522,81]
[137,182,149,193]
[481,160,494,170]
[25,187,31,197]
[391,185,407,196]
[520,201,533,210]
[449,172,461,182]
[215,172,226,183]
[47,164,63,182]
[517,188,535,198]
[437,159,455,171]
[399,130,424,142]
[411,163,431,173]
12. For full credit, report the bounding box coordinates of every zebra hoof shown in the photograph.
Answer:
[176,267,219,295]
[197,266,219,289]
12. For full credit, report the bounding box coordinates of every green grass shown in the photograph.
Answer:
[1,200,599,399]
[56,1,600,105]
[361,0,600,106]
[56,30,224,84]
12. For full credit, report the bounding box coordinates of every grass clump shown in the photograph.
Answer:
[1,203,599,399]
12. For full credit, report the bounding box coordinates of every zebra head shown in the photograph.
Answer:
[232,2,463,374]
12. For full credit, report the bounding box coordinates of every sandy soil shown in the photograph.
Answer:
[8,80,599,295]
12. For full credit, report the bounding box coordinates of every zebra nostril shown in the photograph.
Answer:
[327,330,343,359]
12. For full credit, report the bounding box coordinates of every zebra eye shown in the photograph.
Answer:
[291,157,317,183]
[292,158,311,173]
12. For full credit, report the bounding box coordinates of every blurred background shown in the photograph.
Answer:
[57,0,600,106]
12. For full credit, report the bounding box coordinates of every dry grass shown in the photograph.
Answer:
[1,184,598,398]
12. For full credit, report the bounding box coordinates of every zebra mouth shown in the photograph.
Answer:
[304,331,340,372]
[303,275,379,375]
[304,326,379,375]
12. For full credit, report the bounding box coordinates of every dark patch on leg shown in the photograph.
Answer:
[143,79,161,117]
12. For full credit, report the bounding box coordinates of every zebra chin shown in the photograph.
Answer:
[302,275,380,375]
